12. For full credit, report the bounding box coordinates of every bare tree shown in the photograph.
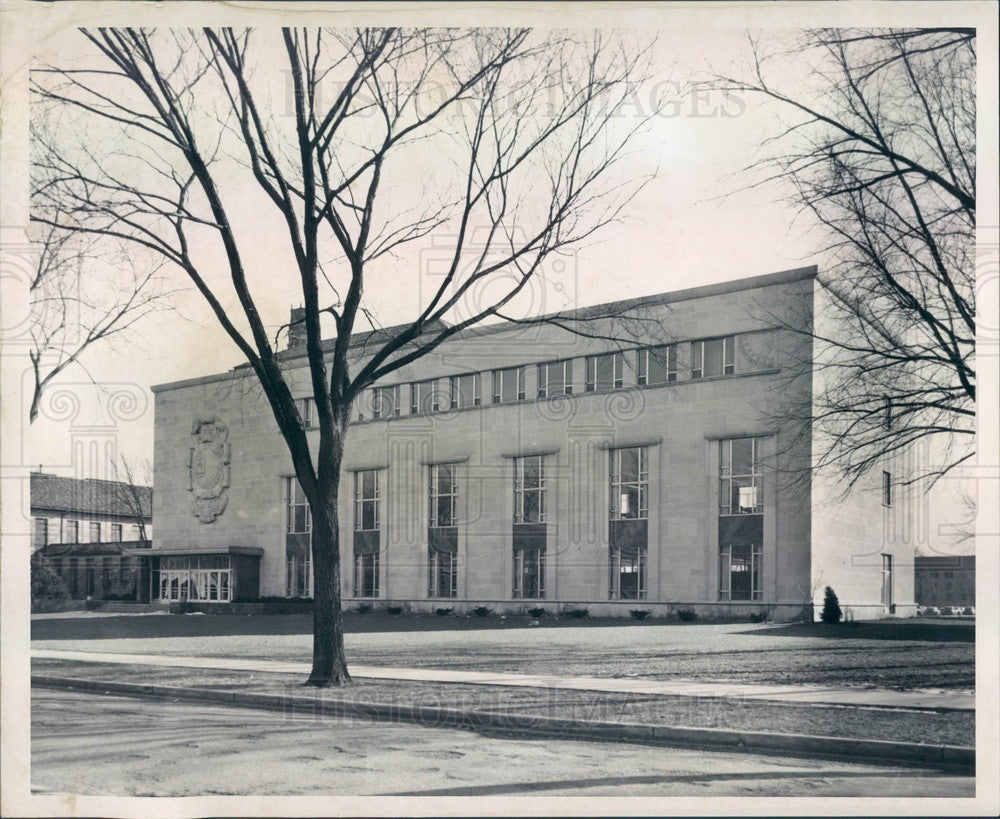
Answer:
[109,453,153,548]
[32,28,663,685]
[716,28,975,488]
[26,215,172,423]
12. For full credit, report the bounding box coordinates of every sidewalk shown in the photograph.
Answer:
[31,648,975,711]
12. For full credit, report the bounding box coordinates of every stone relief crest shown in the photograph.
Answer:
[188,415,231,524]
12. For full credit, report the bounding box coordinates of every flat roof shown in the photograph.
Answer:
[124,545,264,558]
[152,264,818,394]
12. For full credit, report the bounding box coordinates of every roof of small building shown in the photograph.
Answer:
[30,471,152,519]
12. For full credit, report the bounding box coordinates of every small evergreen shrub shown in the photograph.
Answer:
[528,607,546,619]
[386,605,404,615]
[820,586,843,624]
[473,605,493,617]
[355,603,373,614]
[629,609,650,620]
[435,607,455,616]
[677,608,698,622]
[563,607,589,618]
[749,609,770,623]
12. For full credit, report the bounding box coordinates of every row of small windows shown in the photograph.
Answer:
[32,517,135,547]
[284,437,763,601]
[293,336,740,426]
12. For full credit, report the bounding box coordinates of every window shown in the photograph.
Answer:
[33,517,48,548]
[492,366,525,404]
[410,379,441,415]
[881,554,893,606]
[637,346,677,386]
[719,437,762,515]
[513,455,546,523]
[371,385,400,419]
[610,447,648,520]
[586,352,624,391]
[609,548,645,600]
[428,549,457,598]
[64,519,79,544]
[285,477,312,597]
[430,463,459,528]
[354,553,379,597]
[450,372,481,409]
[537,359,573,398]
[158,555,233,603]
[882,471,892,507]
[883,396,892,431]
[111,523,123,542]
[354,470,380,531]
[691,336,735,379]
[513,548,545,598]
[296,397,316,428]
[719,543,762,601]
[90,521,101,542]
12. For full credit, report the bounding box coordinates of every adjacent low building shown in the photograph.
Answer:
[914,555,975,609]
[31,471,153,600]
[145,266,919,620]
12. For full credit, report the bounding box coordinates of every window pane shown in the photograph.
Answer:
[647,348,667,385]
[704,338,724,377]
[731,438,754,474]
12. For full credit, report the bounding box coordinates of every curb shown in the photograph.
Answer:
[32,675,974,774]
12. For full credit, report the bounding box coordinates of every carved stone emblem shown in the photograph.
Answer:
[188,416,230,524]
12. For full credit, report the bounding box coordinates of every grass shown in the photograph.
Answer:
[32,658,974,748]
[32,615,975,691]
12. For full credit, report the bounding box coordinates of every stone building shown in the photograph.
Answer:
[145,265,918,620]
[31,471,152,600]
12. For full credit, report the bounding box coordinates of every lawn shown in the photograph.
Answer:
[32,613,975,691]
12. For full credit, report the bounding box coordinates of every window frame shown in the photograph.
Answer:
[691,336,735,379]
[353,552,380,597]
[354,469,381,532]
[110,523,123,542]
[64,519,79,543]
[882,471,892,507]
[718,542,762,601]
[371,385,401,419]
[609,546,646,600]
[513,547,546,599]
[428,549,458,598]
[637,345,677,386]
[429,462,459,529]
[410,379,441,415]
[537,359,574,398]
[609,446,648,520]
[719,437,762,516]
[585,352,624,392]
[449,372,482,409]
[491,366,526,404]
[89,521,101,542]
[296,396,316,429]
[513,455,547,524]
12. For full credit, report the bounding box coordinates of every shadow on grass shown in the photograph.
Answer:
[743,621,974,643]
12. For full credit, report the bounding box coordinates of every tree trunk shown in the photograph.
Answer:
[305,431,351,687]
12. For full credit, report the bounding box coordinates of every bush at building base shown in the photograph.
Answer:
[31,552,68,605]
[820,586,843,624]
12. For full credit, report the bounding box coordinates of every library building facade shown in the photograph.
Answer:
[146,266,917,620]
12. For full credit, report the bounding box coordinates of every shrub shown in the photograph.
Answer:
[963,606,974,616]
[386,605,405,615]
[355,603,373,614]
[528,607,546,619]
[30,552,68,603]
[820,586,843,624]
[749,609,770,623]
[435,607,455,616]
[473,605,493,617]
[563,607,589,619]
[629,609,650,620]
[677,608,698,622]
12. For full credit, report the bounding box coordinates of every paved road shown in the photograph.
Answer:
[31,689,972,797]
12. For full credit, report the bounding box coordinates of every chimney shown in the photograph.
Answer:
[288,306,307,350]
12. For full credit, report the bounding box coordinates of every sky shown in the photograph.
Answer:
[10,14,985,555]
